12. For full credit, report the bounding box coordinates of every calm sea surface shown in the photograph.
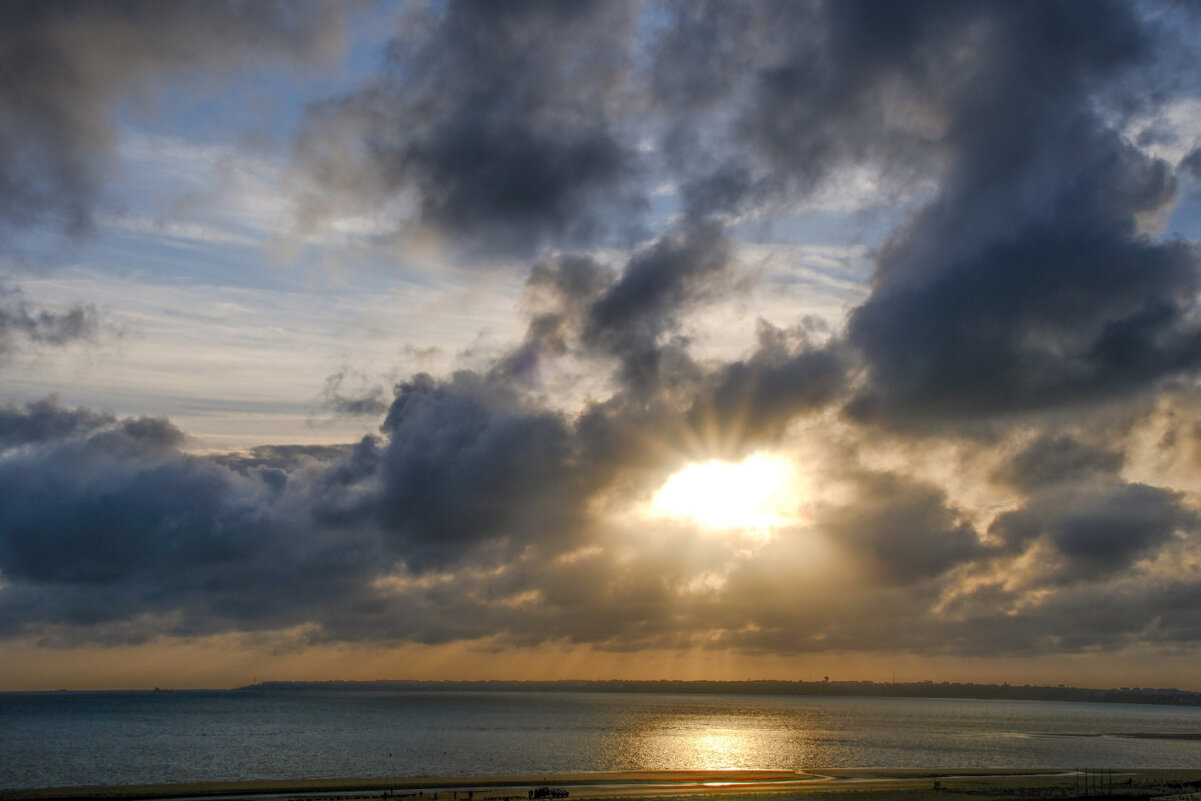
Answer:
[3,691,1201,789]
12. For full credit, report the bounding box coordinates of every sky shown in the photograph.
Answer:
[3,1,1201,691]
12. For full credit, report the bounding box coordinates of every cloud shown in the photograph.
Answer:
[5,2,1201,673]
[0,396,114,448]
[0,283,99,361]
[687,320,850,451]
[1,391,1199,662]
[0,0,346,235]
[0,398,377,640]
[994,433,1125,492]
[1185,147,1201,180]
[647,1,958,219]
[292,0,643,255]
[990,482,1196,582]
[839,1,1201,425]
[581,221,733,398]
[817,470,984,585]
[318,369,390,418]
[644,2,1201,430]
[366,372,589,571]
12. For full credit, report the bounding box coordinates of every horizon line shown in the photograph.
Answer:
[8,677,1200,698]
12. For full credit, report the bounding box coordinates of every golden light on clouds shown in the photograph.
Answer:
[649,453,799,537]
[6,0,1201,695]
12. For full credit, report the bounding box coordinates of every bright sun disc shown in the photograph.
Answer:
[650,453,795,532]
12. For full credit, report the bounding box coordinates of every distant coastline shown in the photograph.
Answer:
[233,678,1201,707]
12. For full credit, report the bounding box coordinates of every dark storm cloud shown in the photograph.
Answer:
[994,434,1125,492]
[0,427,225,586]
[365,372,588,570]
[925,571,1201,657]
[585,223,728,352]
[648,0,963,218]
[0,399,386,640]
[502,221,735,401]
[0,396,114,448]
[688,321,850,450]
[582,221,731,398]
[989,482,1195,581]
[817,471,984,584]
[645,1,1201,427]
[293,0,642,255]
[0,0,346,234]
[489,253,615,383]
[839,1,1201,425]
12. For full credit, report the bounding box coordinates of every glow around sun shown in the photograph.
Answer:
[650,453,798,533]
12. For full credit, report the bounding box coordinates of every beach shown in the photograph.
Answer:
[4,769,1201,801]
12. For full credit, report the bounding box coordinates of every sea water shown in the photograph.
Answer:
[2,691,1201,789]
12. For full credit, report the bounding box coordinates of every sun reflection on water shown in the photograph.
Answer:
[611,710,799,771]
[685,730,755,769]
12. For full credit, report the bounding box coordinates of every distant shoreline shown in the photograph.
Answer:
[221,679,1201,708]
[7,680,1201,707]
[5,769,1201,801]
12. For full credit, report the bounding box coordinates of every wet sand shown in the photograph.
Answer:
[4,769,1201,801]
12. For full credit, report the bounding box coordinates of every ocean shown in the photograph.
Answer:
[2,691,1201,790]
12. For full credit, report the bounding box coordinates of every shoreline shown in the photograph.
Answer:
[5,769,1201,801]
[8,684,1201,711]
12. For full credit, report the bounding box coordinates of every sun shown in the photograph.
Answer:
[650,452,797,534]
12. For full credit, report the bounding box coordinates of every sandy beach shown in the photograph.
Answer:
[4,769,1201,801]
